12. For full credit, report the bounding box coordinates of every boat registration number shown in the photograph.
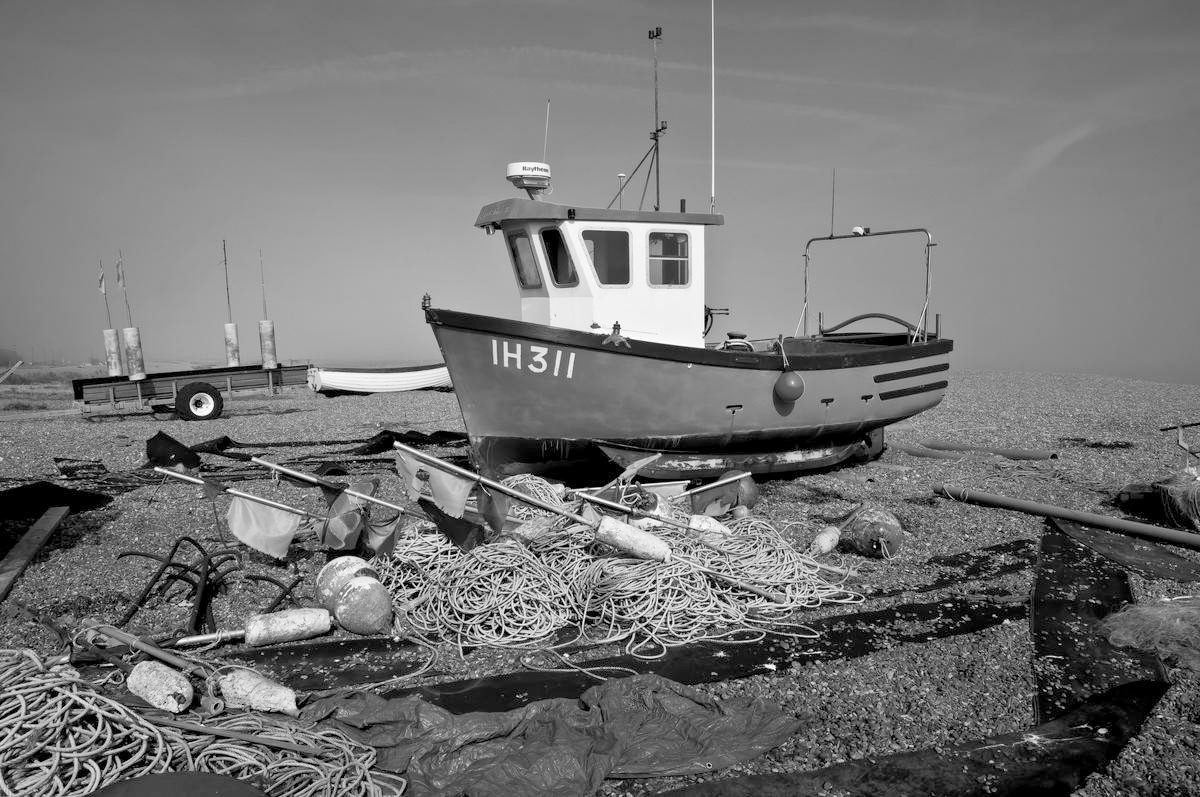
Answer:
[490,339,577,379]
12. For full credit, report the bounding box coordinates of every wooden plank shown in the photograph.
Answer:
[0,506,70,605]
[0,360,23,385]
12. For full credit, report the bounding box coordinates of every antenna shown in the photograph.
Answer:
[710,0,716,213]
[222,239,233,323]
[542,98,551,163]
[649,26,667,212]
[259,248,269,318]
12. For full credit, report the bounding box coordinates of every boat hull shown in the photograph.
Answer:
[307,363,451,395]
[427,308,951,477]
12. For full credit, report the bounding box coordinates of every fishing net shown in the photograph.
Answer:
[1157,473,1200,531]
[1100,597,1200,671]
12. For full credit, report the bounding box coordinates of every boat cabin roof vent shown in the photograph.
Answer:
[506,161,552,198]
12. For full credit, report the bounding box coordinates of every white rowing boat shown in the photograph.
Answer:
[307,363,452,395]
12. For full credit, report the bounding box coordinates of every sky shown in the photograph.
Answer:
[1,0,1198,385]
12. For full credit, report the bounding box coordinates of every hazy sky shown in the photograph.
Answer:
[2,1,1198,384]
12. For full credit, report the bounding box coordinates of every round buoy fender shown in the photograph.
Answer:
[774,371,805,402]
[315,556,378,609]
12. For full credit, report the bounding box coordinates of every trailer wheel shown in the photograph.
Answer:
[176,383,224,421]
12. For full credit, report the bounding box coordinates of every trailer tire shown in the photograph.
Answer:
[176,383,224,421]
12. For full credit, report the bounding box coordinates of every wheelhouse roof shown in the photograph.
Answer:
[475,198,725,229]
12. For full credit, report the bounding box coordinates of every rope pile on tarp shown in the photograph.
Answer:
[372,476,861,660]
[0,648,401,797]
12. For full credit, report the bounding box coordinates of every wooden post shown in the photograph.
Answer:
[0,507,69,605]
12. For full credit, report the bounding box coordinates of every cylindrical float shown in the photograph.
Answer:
[216,670,298,716]
[243,608,331,646]
[102,328,124,376]
[258,319,277,369]
[122,326,146,381]
[224,322,240,366]
[127,660,193,713]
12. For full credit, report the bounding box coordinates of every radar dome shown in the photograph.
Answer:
[506,162,552,196]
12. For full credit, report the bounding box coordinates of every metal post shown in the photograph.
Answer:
[649,26,664,212]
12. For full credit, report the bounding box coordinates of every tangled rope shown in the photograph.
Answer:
[392,538,575,651]
[0,649,175,796]
[498,474,567,520]
[0,649,403,797]
[369,488,862,663]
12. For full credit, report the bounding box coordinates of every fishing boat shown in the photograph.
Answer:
[307,363,451,396]
[424,162,952,479]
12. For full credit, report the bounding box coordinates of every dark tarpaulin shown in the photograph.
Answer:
[0,481,112,519]
[302,674,801,797]
[145,431,202,470]
[662,680,1168,797]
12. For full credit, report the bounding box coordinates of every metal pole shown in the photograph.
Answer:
[223,240,232,323]
[649,26,663,211]
[251,457,413,516]
[935,484,1200,551]
[100,259,113,329]
[394,442,592,526]
[259,249,268,319]
[119,250,133,327]
[710,1,716,213]
[153,467,325,519]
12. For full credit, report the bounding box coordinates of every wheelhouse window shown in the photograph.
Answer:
[649,232,689,286]
[540,227,577,287]
[507,232,542,289]
[582,230,630,286]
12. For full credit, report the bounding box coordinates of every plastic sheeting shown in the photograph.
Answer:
[303,674,801,796]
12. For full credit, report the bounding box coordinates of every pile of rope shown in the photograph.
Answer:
[372,477,860,660]
[0,648,402,797]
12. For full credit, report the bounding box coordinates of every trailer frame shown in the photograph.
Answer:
[71,363,311,419]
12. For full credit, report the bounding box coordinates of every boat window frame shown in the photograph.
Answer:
[647,230,690,288]
[537,225,579,288]
[505,229,543,290]
[581,228,632,288]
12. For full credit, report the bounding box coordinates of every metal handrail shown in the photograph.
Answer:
[795,227,935,343]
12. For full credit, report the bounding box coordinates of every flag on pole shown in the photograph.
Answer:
[226,497,301,559]
[98,262,106,294]
[364,513,404,558]
[395,453,426,501]
[115,254,125,288]
[426,468,474,518]
[317,479,377,550]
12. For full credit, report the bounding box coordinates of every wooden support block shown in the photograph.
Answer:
[0,506,69,605]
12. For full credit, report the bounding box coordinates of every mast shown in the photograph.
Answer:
[649,26,666,211]
[710,1,716,213]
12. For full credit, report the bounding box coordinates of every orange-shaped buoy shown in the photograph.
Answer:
[774,371,805,402]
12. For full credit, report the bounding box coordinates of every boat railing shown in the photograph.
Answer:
[796,228,935,344]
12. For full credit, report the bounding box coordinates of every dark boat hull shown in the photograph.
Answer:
[426,308,952,477]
